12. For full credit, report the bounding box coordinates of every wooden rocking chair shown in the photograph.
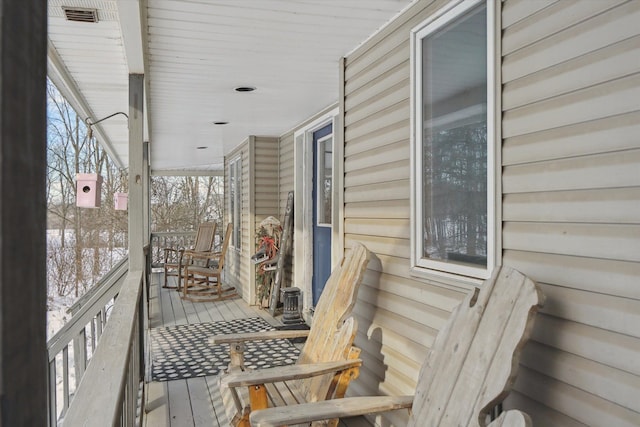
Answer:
[163,221,216,289]
[181,223,235,302]
[211,242,370,427]
[249,266,544,427]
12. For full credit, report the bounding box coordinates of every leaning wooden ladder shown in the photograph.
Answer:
[268,191,294,315]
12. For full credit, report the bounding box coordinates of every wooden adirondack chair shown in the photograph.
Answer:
[181,223,235,302]
[211,242,370,427]
[249,266,544,427]
[163,221,217,289]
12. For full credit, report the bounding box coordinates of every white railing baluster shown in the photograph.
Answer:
[73,329,86,388]
[62,346,70,415]
[90,317,96,352]
[49,359,57,426]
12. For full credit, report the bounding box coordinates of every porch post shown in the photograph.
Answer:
[128,74,145,271]
[0,0,48,425]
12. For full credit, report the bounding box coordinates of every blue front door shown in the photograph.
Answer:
[312,124,333,306]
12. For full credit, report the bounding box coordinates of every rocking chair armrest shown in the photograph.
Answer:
[209,329,310,345]
[183,250,220,262]
[249,395,414,427]
[163,247,184,255]
[221,359,363,389]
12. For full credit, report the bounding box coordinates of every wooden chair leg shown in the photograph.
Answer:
[237,407,251,427]
[248,384,268,411]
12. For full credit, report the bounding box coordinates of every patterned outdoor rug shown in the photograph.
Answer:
[150,317,300,382]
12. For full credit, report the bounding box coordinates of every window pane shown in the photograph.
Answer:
[421,4,487,268]
[317,136,332,225]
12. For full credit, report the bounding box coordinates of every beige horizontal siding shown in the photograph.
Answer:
[345,57,409,111]
[503,250,640,300]
[339,0,640,425]
[344,100,408,142]
[502,1,639,83]
[503,36,640,110]
[527,316,640,385]
[506,390,587,427]
[249,137,279,302]
[503,111,640,165]
[520,341,640,413]
[345,180,410,204]
[345,119,409,157]
[514,366,640,427]
[503,222,640,262]
[503,74,640,138]
[344,199,410,220]
[502,0,628,56]
[503,188,640,224]
[345,140,409,173]
[536,283,640,338]
[345,78,409,127]
[223,136,279,302]
[500,0,557,28]
[278,130,294,214]
[503,150,640,193]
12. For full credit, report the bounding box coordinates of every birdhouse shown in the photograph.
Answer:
[76,173,103,208]
[114,192,128,210]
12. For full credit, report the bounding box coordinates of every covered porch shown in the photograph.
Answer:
[2,0,639,426]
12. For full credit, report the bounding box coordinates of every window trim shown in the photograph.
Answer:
[315,133,333,228]
[410,0,498,282]
[229,155,242,250]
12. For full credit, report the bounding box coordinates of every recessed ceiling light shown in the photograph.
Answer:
[213,121,229,125]
[234,86,256,92]
[196,146,208,150]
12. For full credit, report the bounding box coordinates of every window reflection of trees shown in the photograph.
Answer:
[423,121,487,266]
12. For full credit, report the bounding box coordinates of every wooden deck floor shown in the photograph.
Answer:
[143,273,372,427]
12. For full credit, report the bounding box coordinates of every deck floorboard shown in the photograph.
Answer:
[144,272,372,427]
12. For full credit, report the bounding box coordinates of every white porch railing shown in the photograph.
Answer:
[46,257,129,425]
[148,231,197,267]
[61,269,144,426]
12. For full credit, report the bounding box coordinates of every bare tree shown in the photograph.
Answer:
[151,175,223,233]
[46,79,127,299]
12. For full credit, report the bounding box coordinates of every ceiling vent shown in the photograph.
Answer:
[62,7,98,23]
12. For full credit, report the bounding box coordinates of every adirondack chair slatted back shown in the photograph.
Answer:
[408,266,543,427]
[296,243,369,403]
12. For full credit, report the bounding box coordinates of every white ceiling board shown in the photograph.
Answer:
[48,0,415,172]
[48,0,131,167]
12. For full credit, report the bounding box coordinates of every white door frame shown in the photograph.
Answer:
[293,107,338,319]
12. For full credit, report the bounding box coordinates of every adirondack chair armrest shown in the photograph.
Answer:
[209,329,310,345]
[221,359,362,389]
[249,395,414,427]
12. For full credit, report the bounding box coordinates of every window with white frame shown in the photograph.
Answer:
[229,156,242,249]
[411,0,495,279]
